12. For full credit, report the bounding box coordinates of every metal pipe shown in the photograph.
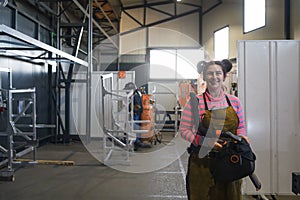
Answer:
[55,2,61,144]
[85,0,93,144]
[284,0,291,39]
[0,25,88,67]
[199,6,202,46]
[0,145,7,153]
[105,131,126,148]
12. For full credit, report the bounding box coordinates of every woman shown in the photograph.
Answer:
[179,59,247,200]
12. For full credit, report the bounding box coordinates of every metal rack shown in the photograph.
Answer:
[0,24,88,144]
[100,73,131,165]
[0,88,37,181]
[100,74,150,165]
[151,91,181,136]
[0,67,56,181]
[148,81,181,137]
[154,107,181,133]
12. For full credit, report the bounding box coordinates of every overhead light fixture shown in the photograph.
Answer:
[0,0,8,7]
[177,0,182,2]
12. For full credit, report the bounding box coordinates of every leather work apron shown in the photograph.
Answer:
[186,94,242,200]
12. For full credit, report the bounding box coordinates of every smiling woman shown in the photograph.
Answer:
[179,59,248,200]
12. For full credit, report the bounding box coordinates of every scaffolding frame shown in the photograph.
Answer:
[100,73,130,165]
[0,88,37,181]
[100,74,150,165]
[0,24,88,144]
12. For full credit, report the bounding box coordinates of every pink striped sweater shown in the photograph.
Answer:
[179,91,247,145]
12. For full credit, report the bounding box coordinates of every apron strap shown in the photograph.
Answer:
[203,93,208,110]
[225,95,232,107]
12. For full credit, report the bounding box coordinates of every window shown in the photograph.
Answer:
[149,49,203,80]
[214,26,229,60]
[17,13,37,38]
[0,6,13,27]
[244,0,266,33]
[40,26,51,45]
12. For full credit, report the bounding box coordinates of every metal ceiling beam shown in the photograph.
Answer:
[147,8,200,27]
[60,23,87,27]
[202,0,222,15]
[122,0,173,10]
[94,0,118,33]
[148,6,173,17]
[0,24,88,66]
[38,0,73,2]
[73,0,118,49]
[120,0,202,30]
[180,2,201,8]
[34,0,58,16]
[107,0,122,20]
[122,9,143,26]
[121,6,200,33]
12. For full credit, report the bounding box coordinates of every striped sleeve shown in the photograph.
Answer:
[179,95,206,145]
[179,99,196,144]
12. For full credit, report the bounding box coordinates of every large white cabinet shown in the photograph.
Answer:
[238,40,300,195]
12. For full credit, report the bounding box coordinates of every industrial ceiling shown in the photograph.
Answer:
[33,0,214,47]
[17,0,220,53]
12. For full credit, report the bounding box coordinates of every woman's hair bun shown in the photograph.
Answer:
[197,61,206,73]
[221,59,233,73]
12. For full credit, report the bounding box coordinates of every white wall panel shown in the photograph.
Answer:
[148,81,179,111]
[276,42,300,194]
[62,71,135,138]
[238,41,273,194]
[238,40,300,195]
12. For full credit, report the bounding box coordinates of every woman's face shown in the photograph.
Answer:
[204,64,224,92]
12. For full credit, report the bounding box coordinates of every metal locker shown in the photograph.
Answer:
[238,40,300,195]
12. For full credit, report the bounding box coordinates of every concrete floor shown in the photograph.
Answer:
[0,133,299,200]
